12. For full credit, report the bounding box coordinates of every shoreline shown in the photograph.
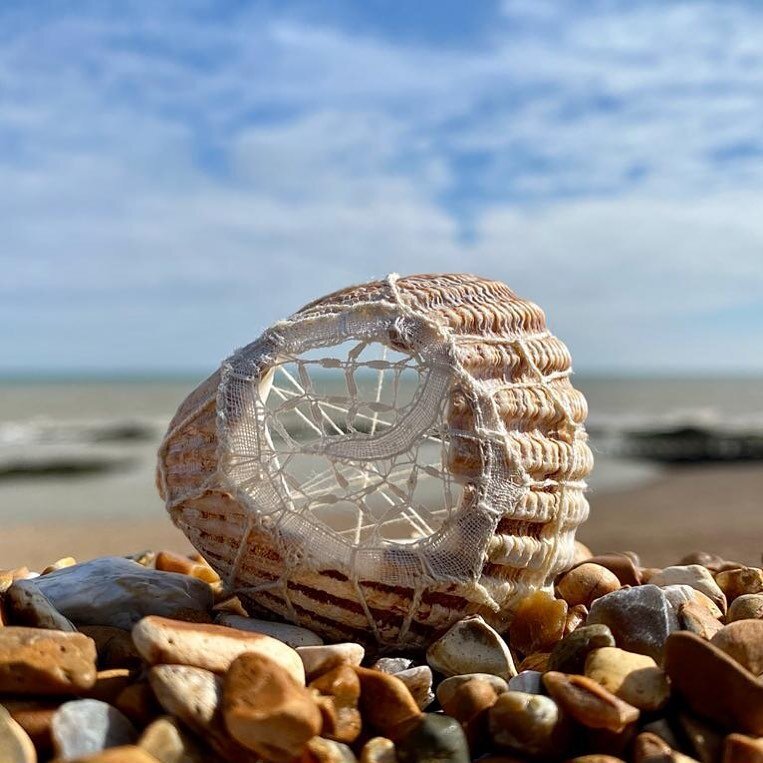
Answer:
[1,463,761,570]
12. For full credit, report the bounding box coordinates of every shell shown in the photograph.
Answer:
[157,273,592,649]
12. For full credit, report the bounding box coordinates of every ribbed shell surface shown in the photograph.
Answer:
[157,274,592,649]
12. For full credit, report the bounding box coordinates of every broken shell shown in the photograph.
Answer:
[157,273,592,647]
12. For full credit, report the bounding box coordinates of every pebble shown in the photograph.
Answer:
[678,711,723,763]
[565,604,589,636]
[393,666,434,709]
[437,677,500,724]
[710,620,763,675]
[547,624,615,674]
[371,657,413,674]
[573,540,594,565]
[508,592,568,655]
[354,666,421,738]
[436,673,509,709]
[3,700,57,758]
[587,585,679,662]
[556,563,621,608]
[41,557,77,575]
[662,584,723,620]
[517,652,549,672]
[304,737,357,763]
[114,681,163,728]
[426,615,516,679]
[507,670,544,695]
[488,691,569,758]
[298,643,365,680]
[51,699,137,760]
[148,664,259,762]
[59,746,160,763]
[138,715,206,763]
[359,737,397,763]
[575,554,642,586]
[395,713,470,763]
[216,613,324,647]
[715,567,763,601]
[543,671,640,733]
[132,615,305,683]
[155,550,220,584]
[4,580,76,631]
[723,733,763,763]
[34,557,213,629]
[222,652,322,761]
[0,705,36,763]
[79,625,142,670]
[649,565,727,613]
[677,600,724,640]
[727,593,763,622]
[584,647,670,712]
[664,631,763,735]
[310,664,362,743]
[84,668,134,705]
[632,732,696,763]
[0,627,97,694]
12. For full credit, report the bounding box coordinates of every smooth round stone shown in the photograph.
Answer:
[354,667,421,738]
[556,564,621,608]
[584,647,670,712]
[394,666,434,709]
[437,678,499,724]
[508,593,568,656]
[62,746,160,762]
[664,631,763,735]
[298,643,365,681]
[564,604,589,636]
[133,615,305,684]
[436,673,509,709]
[2,700,58,758]
[573,554,641,587]
[727,593,763,622]
[138,715,206,762]
[395,714,469,763]
[370,657,413,674]
[542,672,639,733]
[677,600,723,640]
[0,627,97,695]
[632,732,692,763]
[51,699,136,759]
[649,565,727,613]
[507,670,544,695]
[155,551,220,584]
[223,652,321,760]
[310,665,362,744]
[426,615,516,679]
[359,737,396,763]
[79,626,142,670]
[715,567,763,601]
[572,540,594,565]
[488,691,569,758]
[678,711,724,763]
[547,624,615,675]
[662,584,723,619]
[710,620,763,675]
[723,733,763,763]
[33,557,213,629]
[216,614,323,647]
[0,705,36,763]
[305,737,357,763]
[586,585,679,662]
[5,580,76,631]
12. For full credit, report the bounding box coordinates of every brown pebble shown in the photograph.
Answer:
[711,620,763,675]
[0,627,97,694]
[57,746,159,762]
[564,604,589,636]
[631,731,695,762]
[715,567,763,601]
[310,664,362,743]
[680,551,727,570]
[678,712,724,763]
[303,736,356,763]
[138,715,206,763]
[723,733,763,763]
[678,601,723,640]
[0,704,36,763]
[638,567,662,584]
[155,550,220,584]
[41,557,77,575]
[517,652,550,672]
[114,681,163,728]
[354,666,421,739]
[664,631,763,735]
[727,593,763,623]
[575,554,641,586]
[509,591,568,655]
[438,678,498,724]
[78,626,141,670]
[3,700,57,758]
[573,540,594,565]
[4,580,76,631]
[543,671,639,733]
[359,737,396,763]
[83,669,134,704]
[222,652,321,762]
[557,564,621,608]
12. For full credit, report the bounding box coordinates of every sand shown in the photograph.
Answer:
[1,464,761,571]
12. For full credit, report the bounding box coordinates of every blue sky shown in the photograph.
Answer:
[2,0,762,374]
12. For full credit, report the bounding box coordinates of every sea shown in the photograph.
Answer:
[1,375,762,526]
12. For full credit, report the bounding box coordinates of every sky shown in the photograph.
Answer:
[2,0,762,375]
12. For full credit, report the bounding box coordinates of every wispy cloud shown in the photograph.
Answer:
[1,1,762,372]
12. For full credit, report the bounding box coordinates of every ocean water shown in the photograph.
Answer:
[1,375,761,526]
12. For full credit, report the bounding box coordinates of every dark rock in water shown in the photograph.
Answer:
[34,557,213,629]
[396,714,469,763]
